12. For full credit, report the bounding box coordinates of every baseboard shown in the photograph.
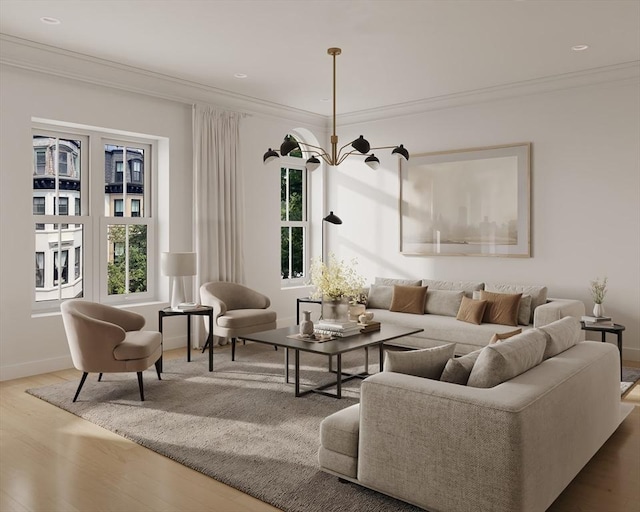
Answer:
[622,346,640,362]
[0,335,189,382]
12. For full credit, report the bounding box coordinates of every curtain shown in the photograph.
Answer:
[192,105,245,345]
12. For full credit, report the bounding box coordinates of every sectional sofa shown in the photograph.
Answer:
[318,317,632,512]
[365,277,585,354]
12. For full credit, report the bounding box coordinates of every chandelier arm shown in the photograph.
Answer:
[298,141,330,157]
[335,149,364,166]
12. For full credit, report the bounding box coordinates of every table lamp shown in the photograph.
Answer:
[161,252,197,310]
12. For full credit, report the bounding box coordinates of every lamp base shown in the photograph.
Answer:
[170,276,187,310]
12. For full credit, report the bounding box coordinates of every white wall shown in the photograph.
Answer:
[326,79,640,360]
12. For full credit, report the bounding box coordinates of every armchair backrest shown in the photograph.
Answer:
[200,282,271,312]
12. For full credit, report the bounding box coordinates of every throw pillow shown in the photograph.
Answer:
[375,277,422,287]
[485,283,548,323]
[440,349,482,385]
[456,296,488,325]
[518,295,533,325]
[489,328,523,344]
[422,279,485,298]
[366,284,393,310]
[384,343,456,379]
[424,290,465,317]
[538,316,581,360]
[389,285,428,315]
[466,329,547,388]
[479,290,522,326]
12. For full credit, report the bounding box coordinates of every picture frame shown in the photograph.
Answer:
[399,142,531,257]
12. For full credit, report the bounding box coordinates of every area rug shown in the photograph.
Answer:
[27,343,421,512]
[621,366,640,395]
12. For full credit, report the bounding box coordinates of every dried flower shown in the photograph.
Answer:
[309,254,365,301]
[589,277,607,304]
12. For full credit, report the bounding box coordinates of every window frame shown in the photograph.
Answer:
[280,157,309,288]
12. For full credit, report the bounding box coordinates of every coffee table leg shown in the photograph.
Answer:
[336,354,342,399]
[187,315,191,362]
[379,343,384,372]
[285,347,290,383]
[295,349,300,397]
[208,313,214,372]
[364,346,369,374]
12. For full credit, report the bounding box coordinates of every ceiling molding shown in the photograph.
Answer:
[2,34,638,132]
[337,62,640,126]
[0,34,327,130]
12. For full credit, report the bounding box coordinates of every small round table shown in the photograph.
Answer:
[580,321,625,378]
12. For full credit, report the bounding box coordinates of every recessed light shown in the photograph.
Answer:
[40,16,61,25]
[233,73,248,79]
[571,44,589,51]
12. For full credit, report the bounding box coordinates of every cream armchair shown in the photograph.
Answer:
[61,300,162,402]
[200,282,277,360]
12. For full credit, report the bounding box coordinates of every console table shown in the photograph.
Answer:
[158,306,214,372]
[296,297,322,324]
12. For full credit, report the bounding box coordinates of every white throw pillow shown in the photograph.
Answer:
[384,344,456,380]
[538,316,581,360]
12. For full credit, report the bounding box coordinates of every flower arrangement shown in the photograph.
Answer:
[309,254,365,301]
[589,277,608,304]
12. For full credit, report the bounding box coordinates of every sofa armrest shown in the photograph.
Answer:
[534,298,585,337]
[357,341,620,512]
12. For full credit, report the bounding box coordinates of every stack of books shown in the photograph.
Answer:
[581,315,614,327]
[359,321,381,333]
[314,320,361,338]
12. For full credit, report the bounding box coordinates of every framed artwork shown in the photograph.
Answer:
[399,143,531,257]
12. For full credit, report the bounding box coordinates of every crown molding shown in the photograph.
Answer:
[337,61,640,126]
[0,34,326,129]
[2,34,638,132]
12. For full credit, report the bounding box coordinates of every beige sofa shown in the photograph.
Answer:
[365,277,585,354]
[318,318,631,512]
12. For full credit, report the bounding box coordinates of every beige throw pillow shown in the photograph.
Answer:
[467,329,547,388]
[440,349,482,385]
[384,344,456,379]
[389,285,428,315]
[479,290,522,326]
[456,296,487,325]
[538,316,581,360]
[424,290,465,317]
[489,328,523,344]
[366,284,393,310]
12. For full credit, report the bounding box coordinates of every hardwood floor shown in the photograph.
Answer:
[1,349,638,512]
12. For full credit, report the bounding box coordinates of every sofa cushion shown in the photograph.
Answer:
[114,330,162,361]
[485,283,548,323]
[467,329,547,388]
[456,296,487,325]
[217,309,277,329]
[366,284,393,310]
[425,290,464,317]
[489,328,522,344]
[390,285,428,315]
[479,291,522,327]
[319,403,360,458]
[422,279,484,298]
[440,349,482,385]
[538,316,581,360]
[384,343,455,379]
[375,277,422,286]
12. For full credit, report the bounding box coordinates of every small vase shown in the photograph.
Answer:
[300,310,314,336]
[348,303,366,322]
[322,297,349,323]
[593,303,605,318]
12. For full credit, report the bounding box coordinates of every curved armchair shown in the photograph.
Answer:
[61,300,162,402]
[200,282,277,360]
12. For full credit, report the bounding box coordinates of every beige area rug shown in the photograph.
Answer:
[621,366,640,395]
[27,343,422,512]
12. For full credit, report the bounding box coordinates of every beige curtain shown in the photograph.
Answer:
[193,105,245,345]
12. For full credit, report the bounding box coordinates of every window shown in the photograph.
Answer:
[32,127,155,309]
[33,197,45,230]
[114,199,124,217]
[115,161,124,183]
[54,249,69,284]
[35,252,44,288]
[131,159,142,182]
[280,161,308,284]
[131,199,141,217]
[75,246,81,280]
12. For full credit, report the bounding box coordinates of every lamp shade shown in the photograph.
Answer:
[161,252,197,277]
[323,211,342,225]
[305,155,321,172]
[392,144,410,161]
[263,148,279,164]
[280,136,300,156]
[351,135,370,154]
[364,154,380,170]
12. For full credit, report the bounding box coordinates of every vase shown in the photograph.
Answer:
[322,297,350,323]
[348,303,366,322]
[299,310,314,336]
[593,303,605,317]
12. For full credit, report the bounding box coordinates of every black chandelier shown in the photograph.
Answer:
[263,47,409,171]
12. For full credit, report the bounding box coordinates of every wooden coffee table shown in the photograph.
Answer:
[239,324,423,398]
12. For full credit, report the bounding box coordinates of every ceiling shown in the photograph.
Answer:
[1,0,639,116]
